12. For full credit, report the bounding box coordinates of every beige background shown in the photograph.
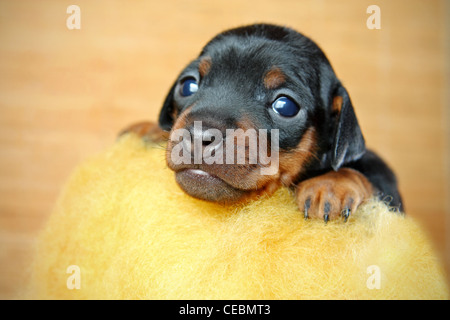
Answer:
[0,0,448,298]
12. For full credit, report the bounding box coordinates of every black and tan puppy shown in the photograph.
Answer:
[124,24,403,222]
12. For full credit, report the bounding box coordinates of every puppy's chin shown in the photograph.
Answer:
[175,169,247,204]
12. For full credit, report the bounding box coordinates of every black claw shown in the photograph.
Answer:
[342,208,351,222]
[304,198,311,220]
[324,202,331,214]
[323,202,331,224]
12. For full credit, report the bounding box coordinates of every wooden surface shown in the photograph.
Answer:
[0,0,449,299]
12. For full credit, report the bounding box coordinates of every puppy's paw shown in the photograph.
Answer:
[295,168,373,223]
[119,121,169,144]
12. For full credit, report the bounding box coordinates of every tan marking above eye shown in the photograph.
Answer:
[263,66,286,90]
[198,56,212,78]
[332,96,343,114]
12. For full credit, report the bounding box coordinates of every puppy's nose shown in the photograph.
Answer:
[182,124,224,161]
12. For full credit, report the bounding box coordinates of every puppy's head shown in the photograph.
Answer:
[159,24,365,204]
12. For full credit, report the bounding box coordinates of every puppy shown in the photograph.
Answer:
[123,24,403,222]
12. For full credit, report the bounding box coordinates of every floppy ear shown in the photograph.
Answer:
[158,82,177,131]
[330,85,366,171]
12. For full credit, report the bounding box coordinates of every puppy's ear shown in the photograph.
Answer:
[158,82,177,131]
[330,85,365,171]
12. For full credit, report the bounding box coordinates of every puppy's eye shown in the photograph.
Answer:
[180,78,198,97]
[271,96,300,117]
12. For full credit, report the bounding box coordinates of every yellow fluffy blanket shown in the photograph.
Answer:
[26,134,448,299]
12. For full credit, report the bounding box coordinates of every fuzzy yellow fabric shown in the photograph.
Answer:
[26,134,448,299]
